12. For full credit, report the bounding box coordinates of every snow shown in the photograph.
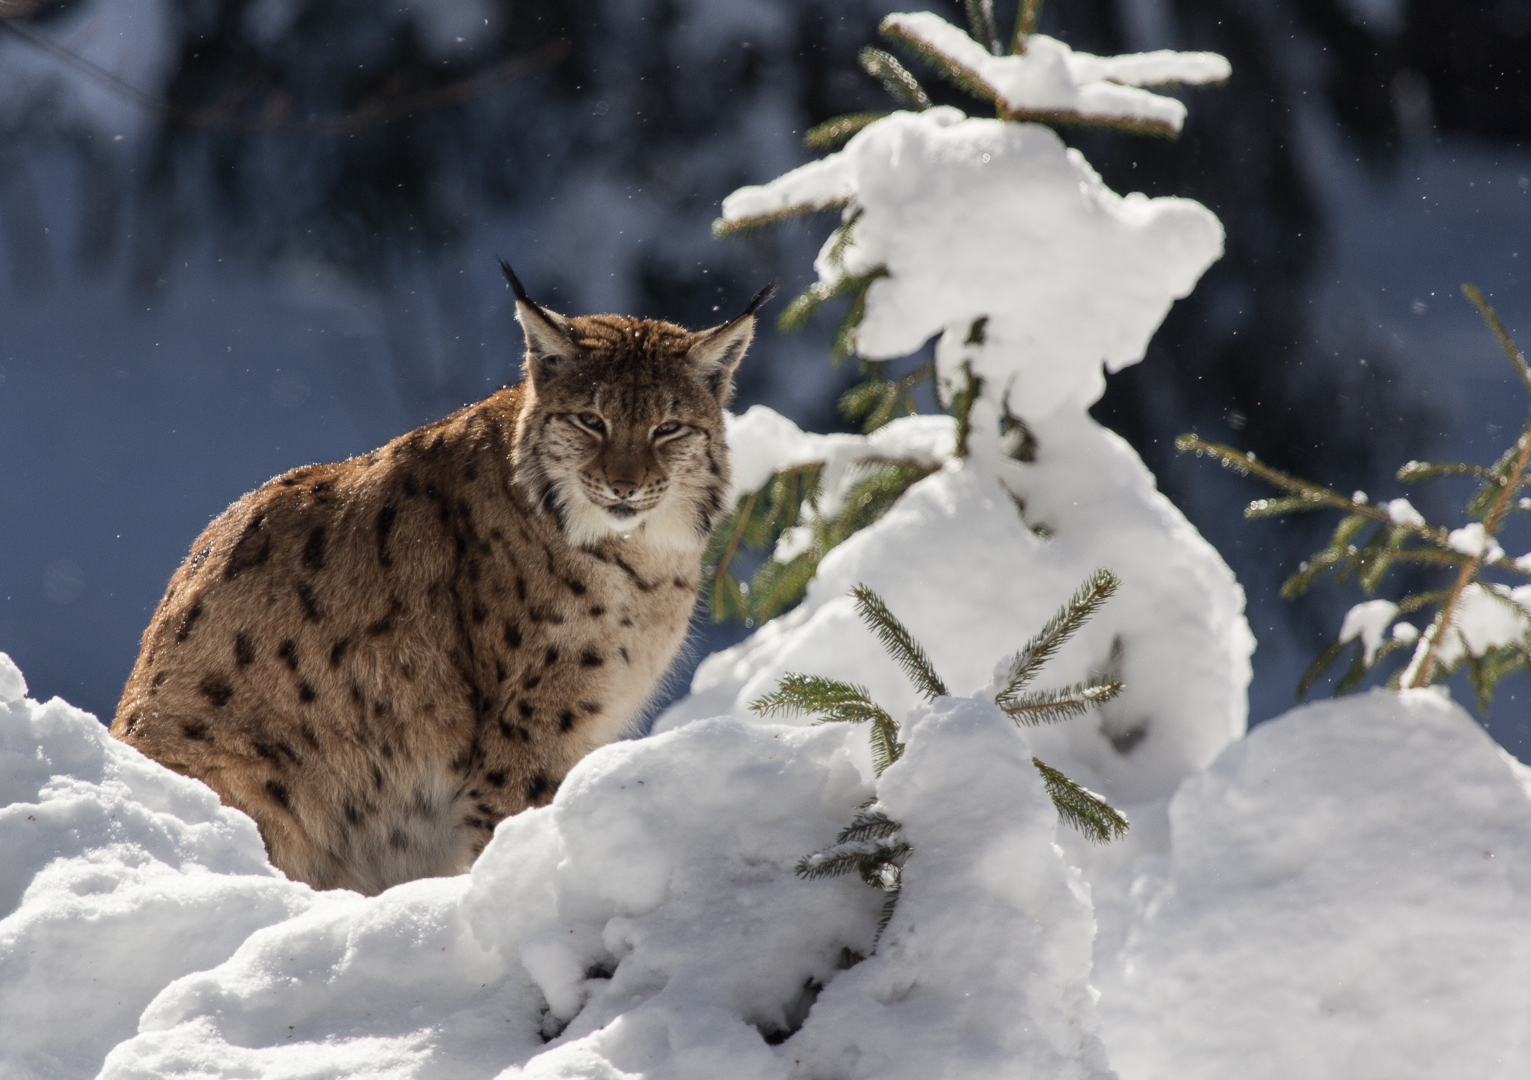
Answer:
[725,406,955,509]
[1446,521,1505,562]
[1434,582,1531,667]
[1338,599,1398,664]
[663,406,1253,808]
[1385,497,1426,527]
[880,13,1227,134]
[1,653,1119,1079]
[720,108,1224,425]
[1095,689,1531,1079]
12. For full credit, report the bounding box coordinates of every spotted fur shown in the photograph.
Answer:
[111,271,767,895]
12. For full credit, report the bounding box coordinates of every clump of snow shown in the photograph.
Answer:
[881,12,1228,134]
[1096,689,1531,1079]
[662,404,1254,810]
[1433,582,1531,667]
[726,406,955,508]
[1339,599,1399,664]
[1445,521,1505,562]
[0,652,25,704]
[1386,497,1426,527]
[720,108,1224,425]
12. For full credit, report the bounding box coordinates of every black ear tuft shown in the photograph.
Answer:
[498,257,531,304]
[739,280,778,321]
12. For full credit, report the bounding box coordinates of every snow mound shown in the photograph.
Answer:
[0,661,316,1080]
[882,12,1228,134]
[720,108,1224,425]
[85,686,1109,1079]
[662,406,1253,809]
[1097,688,1531,1080]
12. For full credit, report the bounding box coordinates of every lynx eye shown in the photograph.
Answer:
[652,421,682,438]
[577,413,606,435]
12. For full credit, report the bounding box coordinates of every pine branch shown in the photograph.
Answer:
[1463,283,1531,396]
[750,673,887,724]
[804,111,889,150]
[858,46,932,111]
[712,199,851,238]
[997,570,1120,703]
[1033,758,1128,843]
[1001,676,1124,725]
[951,361,982,459]
[963,0,1001,54]
[751,671,904,774]
[851,584,950,699]
[1397,460,1495,483]
[875,880,902,939]
[879,18,997,105]
[749,550,821,623]
[795,840,910,883]
[1244,495,1329,519]
[1180,434,1456,551]
[836,809,904,845]
[1012,0,1044,51]
[1404,428,1531,688]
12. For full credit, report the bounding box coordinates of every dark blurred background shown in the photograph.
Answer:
[1,0,1527,751]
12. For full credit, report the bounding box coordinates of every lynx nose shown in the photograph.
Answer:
[608,480,639,500]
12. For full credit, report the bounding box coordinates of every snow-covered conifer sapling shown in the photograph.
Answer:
[753,577,1129,949]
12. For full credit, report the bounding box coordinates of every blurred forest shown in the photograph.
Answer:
[0,0,1528,748]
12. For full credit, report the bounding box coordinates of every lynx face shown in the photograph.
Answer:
[511,293,757,552]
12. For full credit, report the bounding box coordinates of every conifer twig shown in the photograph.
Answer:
[858,46,932,111]
[1012,0,1044,52]
[1033,757,1128,842]
[804,112,889,150]
[1463,284,1531,396]
[851,584,950,699]
[997,570,1120,707]
[1001,677,1124,725]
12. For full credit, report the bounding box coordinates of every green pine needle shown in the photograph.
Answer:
[804,111,890,150]
[1001,676,1124,725]
[836,809,904,845]
[1244,495,1327,519]
[997,570,1120,706]
[750,674,884,723]
[851,584,950,700]
[1397,460,1494,483]
[963,0,1000,53]
[858,46,932,111]
[1033,757,1129,843]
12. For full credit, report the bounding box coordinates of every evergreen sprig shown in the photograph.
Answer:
[703,458,937,627]
[851,584,949,700]
[996,570,1121,708]
[1032,758,1129,843]
[752,672,904,774]
[1180,285,1531,707]
[1002,677,1125,725]
[858,46,932,111]
[804,111,890,151]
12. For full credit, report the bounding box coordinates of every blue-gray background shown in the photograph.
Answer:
[1,0,1528,750]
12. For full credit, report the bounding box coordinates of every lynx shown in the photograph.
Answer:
[111,263,771,895]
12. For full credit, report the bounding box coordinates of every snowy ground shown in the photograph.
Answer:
[6,617,1531,1078]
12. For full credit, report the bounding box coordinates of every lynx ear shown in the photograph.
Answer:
[500,258,577,383]
[688,281,776,402]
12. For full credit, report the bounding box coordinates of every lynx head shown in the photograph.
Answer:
[501,260,773,552]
